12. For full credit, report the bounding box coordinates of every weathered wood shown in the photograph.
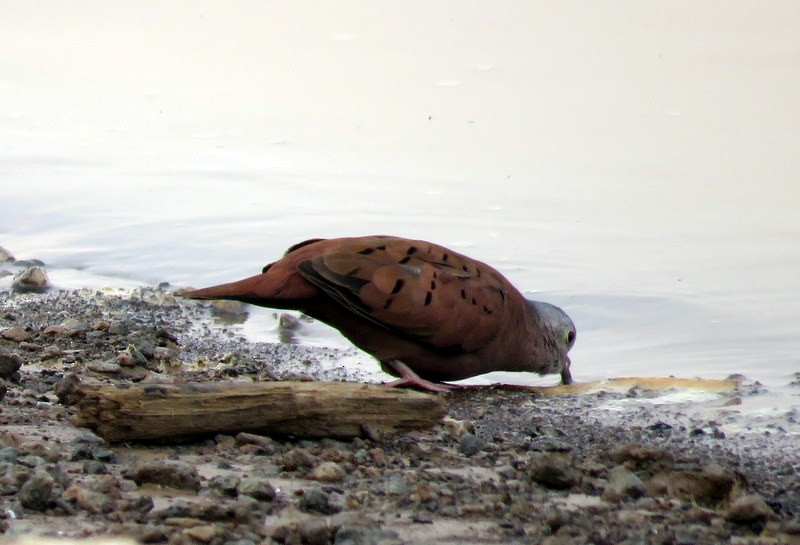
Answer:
[63,379,447,442]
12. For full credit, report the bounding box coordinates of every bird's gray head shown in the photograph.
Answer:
[527,300,576,384]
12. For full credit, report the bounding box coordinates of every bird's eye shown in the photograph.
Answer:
[566,330,576,346]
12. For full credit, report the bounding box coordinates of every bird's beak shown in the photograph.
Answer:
[560,357,573,385]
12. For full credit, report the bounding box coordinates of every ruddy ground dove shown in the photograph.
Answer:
[183,236,576,392]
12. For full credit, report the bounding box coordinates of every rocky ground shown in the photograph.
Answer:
[0,263,799,544]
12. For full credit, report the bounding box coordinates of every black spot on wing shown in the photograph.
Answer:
[391,279,405,294]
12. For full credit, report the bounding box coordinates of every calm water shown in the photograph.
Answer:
[1,3,798,405]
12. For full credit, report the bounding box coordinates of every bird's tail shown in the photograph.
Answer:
[181,273,269,303]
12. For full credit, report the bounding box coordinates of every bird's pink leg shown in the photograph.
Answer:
[383,360,456,393]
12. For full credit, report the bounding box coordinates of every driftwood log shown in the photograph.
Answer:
[59,378,447,442]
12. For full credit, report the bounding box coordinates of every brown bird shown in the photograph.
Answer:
[182,236,576,392]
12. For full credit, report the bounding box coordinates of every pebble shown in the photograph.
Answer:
[605,465,647,500]
[235,432,277,454]
[653,463,735,507]
[63,484,115,513]
[0,447,20,464]
[183,524,219,543]
[18,469,55,511]
[299,516,331,545]
[12,266,51,293]
[237,477,276,501]
[309,461,346,483]
[282,447,316,471]
[0,351,23,379]
[458,433,484,457]
[725,494,775,523]
[528,452,580,490]
[87,360,122,373]
[43,325,66,336]
[208,474,240,497]
[129,460,201,491]
[0,246,14,262]
[299,488,341,515]
[1,327,32,343]
[210,300,248,316]
[384,475,411,496]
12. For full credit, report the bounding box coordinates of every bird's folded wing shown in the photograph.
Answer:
[296,248,506,354]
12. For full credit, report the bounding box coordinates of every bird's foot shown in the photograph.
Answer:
[383,360,456,393]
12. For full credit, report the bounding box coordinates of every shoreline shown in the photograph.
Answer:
[0,286,798,544]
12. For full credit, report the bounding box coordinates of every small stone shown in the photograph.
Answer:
[527,452,580,490]
[385,475,411,496]
[0,351,23,379]
[127,494,155,515]
[211,300,248,316]
[62,484,115,513]
[12,266,51,293]
[231,495,262,521]
[209,474,240,497]
[87,360,122,373]
[17,455,46,468]
[299,488,341,515]
[43,325,66,336]
[235,432,277,454]
[183,524,219,543]
[115,352,137,367]
[0,246,14,263]
[605,465,646,499]
[309,461,346,483]
[40,344,62,359]
[299,517,331,545]
[278,313,300,330]
[125,343,147,365]
[83,461,109,475]
[107,322,129,335]
[1,327,32,343]
[18,469,54,511]
[282,447,316,471]
[725,494,775,523]
[130,460,201,491]
[458,433,484,457]
[0,447,20,464]
[60,318,89,333]
[237,477,276,501]
[93,448,115,463]
[153,346,173,360]
[92,320,111,331]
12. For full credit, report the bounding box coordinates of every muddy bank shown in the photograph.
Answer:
[0,285,798,544]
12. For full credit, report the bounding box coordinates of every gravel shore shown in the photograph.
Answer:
[0,280,798,544]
